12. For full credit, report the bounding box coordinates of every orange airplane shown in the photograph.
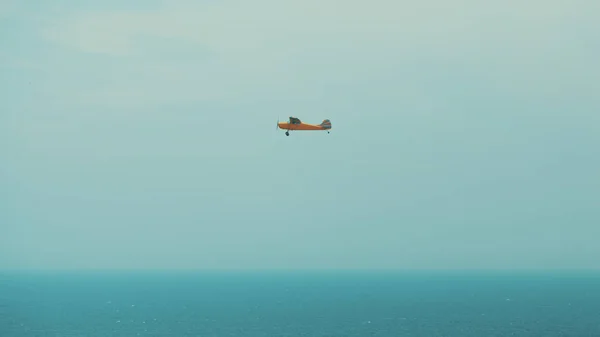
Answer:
[277,116,332,136]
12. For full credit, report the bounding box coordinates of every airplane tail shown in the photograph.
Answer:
[320,119,332,129]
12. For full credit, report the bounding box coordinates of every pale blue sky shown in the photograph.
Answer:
[2,0,599,270]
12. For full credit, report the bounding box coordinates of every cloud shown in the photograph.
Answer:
[41,0,591,55]
[29,0,600,109]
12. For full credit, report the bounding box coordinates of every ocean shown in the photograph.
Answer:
[1,270,599,336]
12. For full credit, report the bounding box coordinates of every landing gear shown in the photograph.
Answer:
[285,131,289,136]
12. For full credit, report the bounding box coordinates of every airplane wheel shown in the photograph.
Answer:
[285,132,289,136]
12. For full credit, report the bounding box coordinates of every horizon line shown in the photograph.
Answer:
[2,267,600,273]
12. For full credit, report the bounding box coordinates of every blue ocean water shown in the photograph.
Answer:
[1,270,599,336]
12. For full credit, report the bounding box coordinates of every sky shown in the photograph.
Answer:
[1,0,599,270]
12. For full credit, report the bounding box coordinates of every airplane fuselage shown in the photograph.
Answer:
[278,117,331,136]
[277,122,327,131]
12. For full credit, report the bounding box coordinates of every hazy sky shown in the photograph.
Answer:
[2,0,599,270]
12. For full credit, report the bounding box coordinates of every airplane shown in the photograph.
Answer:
[277,116,332,136]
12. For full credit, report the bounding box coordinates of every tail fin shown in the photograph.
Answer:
[320,119,332,129]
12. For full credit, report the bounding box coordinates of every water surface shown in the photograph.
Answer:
[1,270,599,336]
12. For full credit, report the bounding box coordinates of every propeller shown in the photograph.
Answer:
[276,117,279,130]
